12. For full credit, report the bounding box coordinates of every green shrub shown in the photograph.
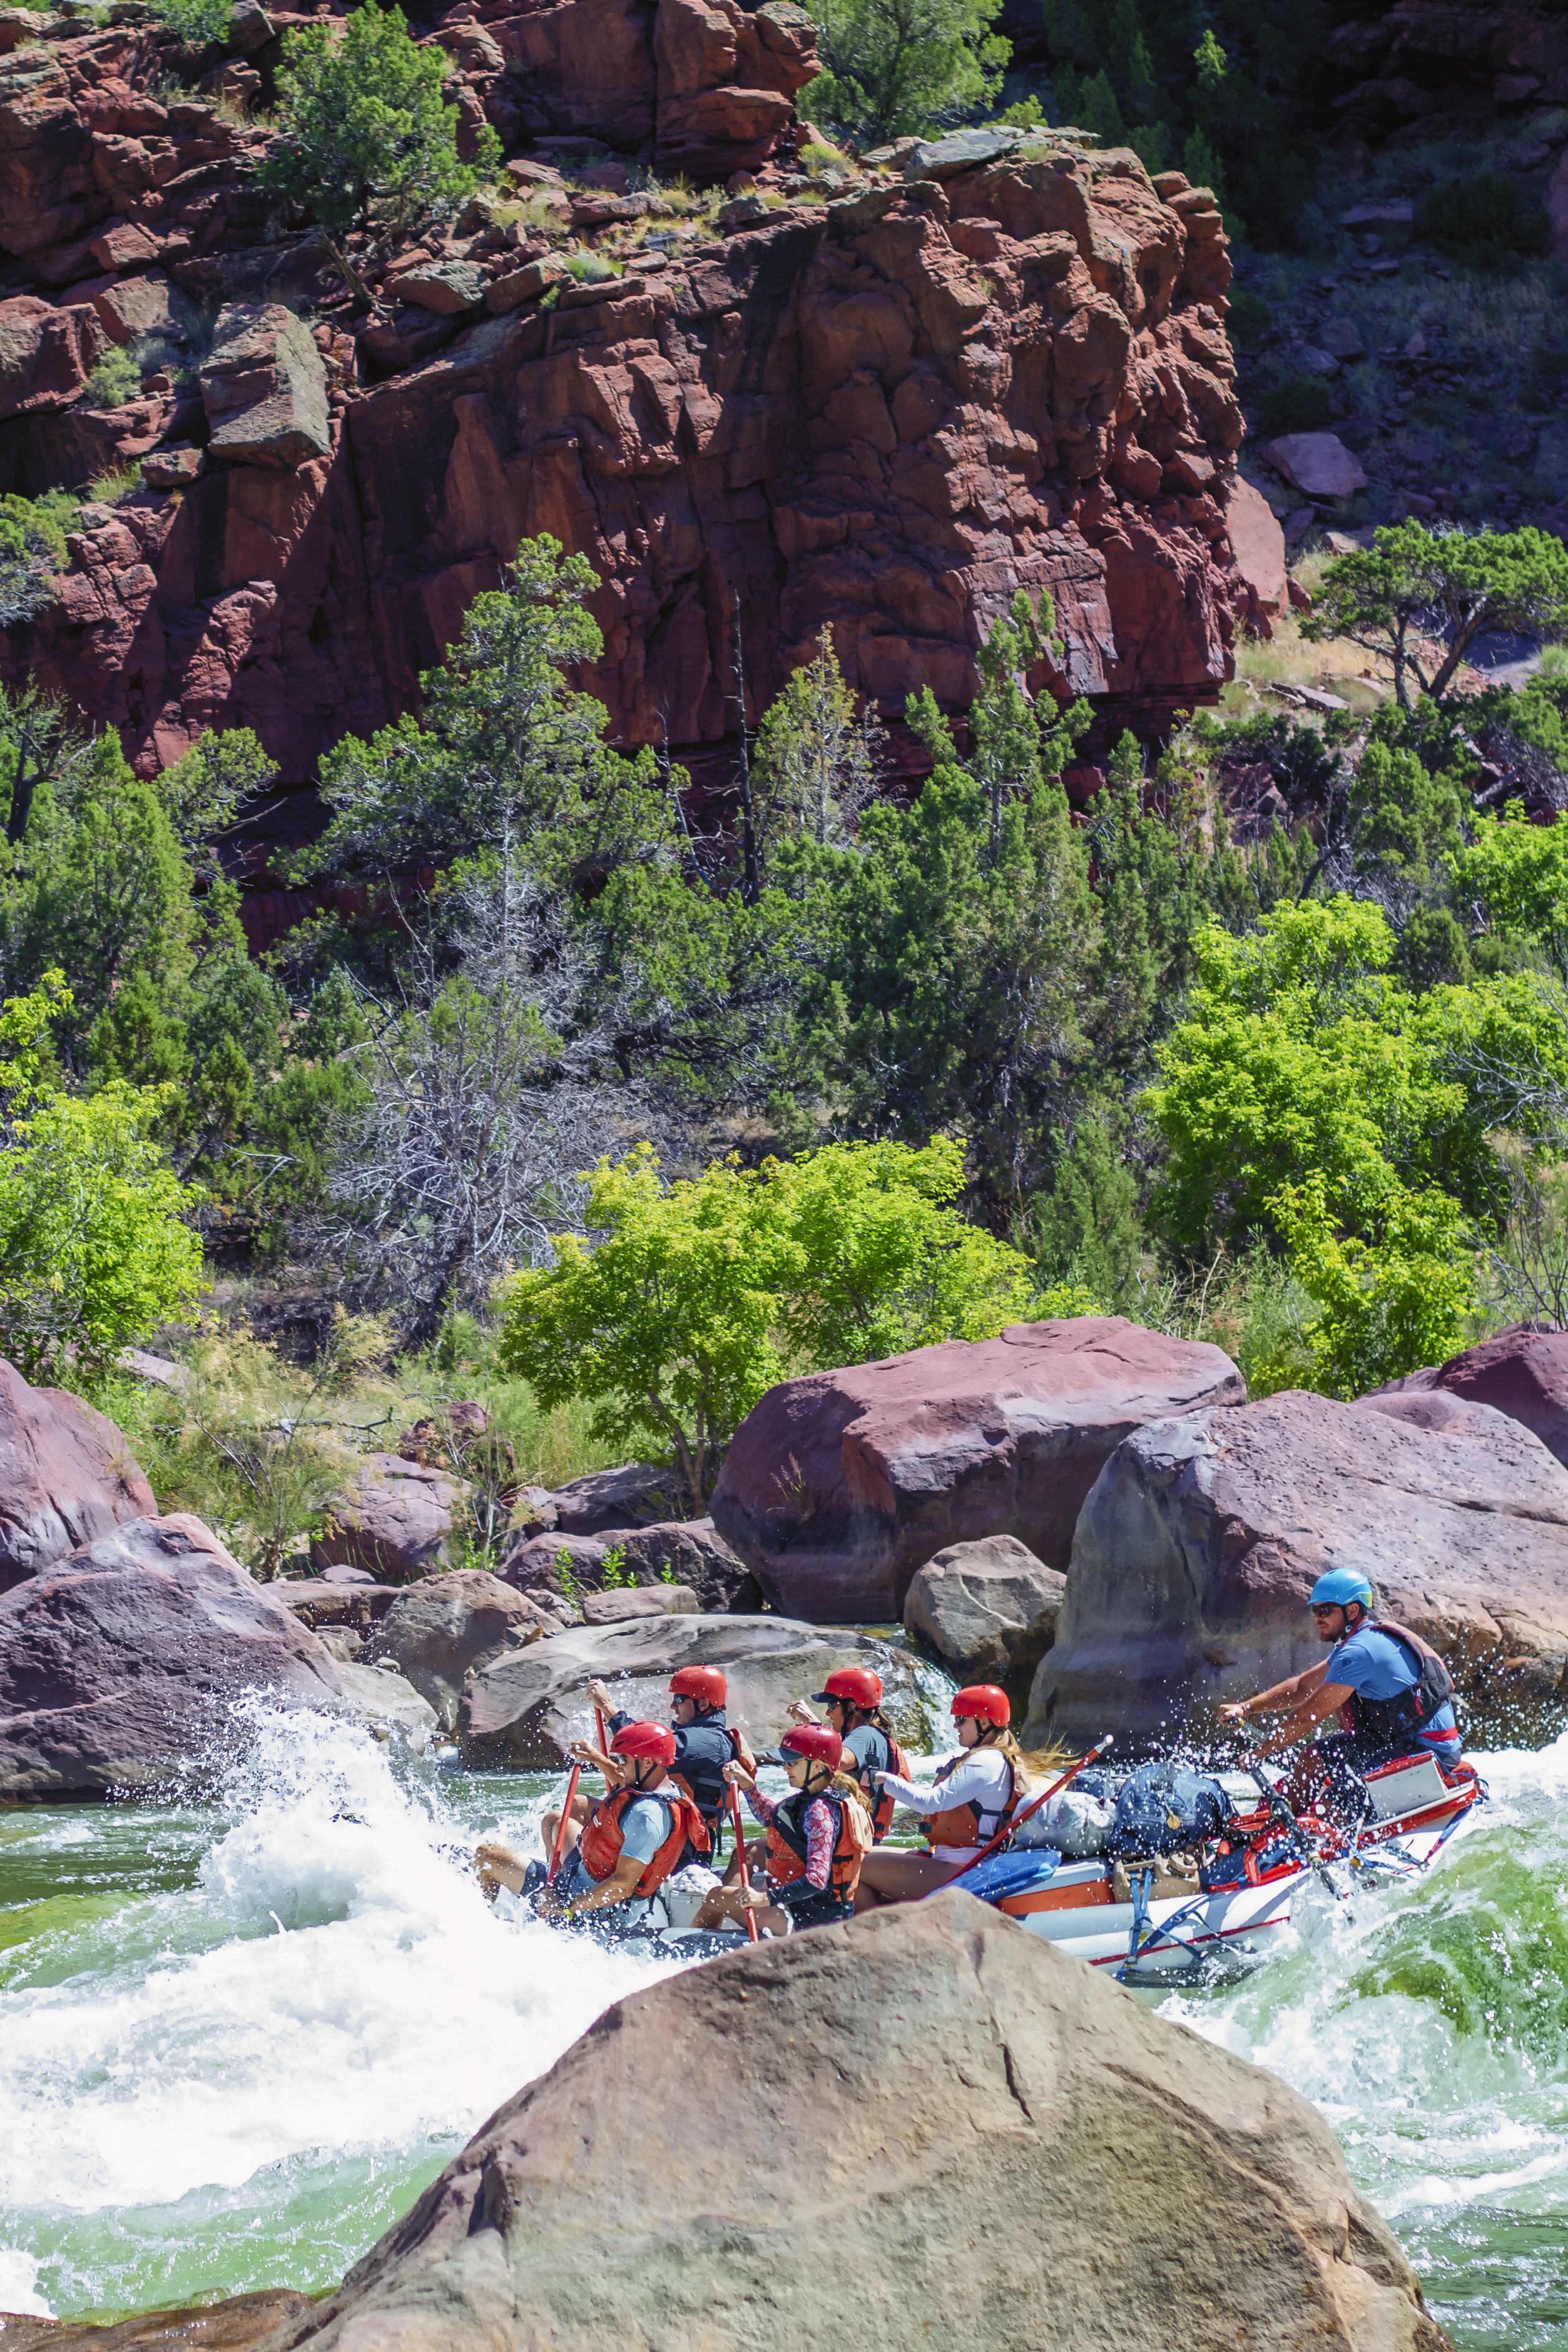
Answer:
[0,492,73,624]
[149,0,230,44]
[1228,286,1272,351]
[1255,371,1332,437]
[86,344,141,408]
[1416,173,1549,269]
[564,248,618,282]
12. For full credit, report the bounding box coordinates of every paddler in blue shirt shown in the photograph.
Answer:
[1217,1569,1461,1817]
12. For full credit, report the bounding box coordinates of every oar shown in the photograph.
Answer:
[1244,1760,1345,1902]
[729,1782,759,1943]
[957,1734,1116,1875]
[595,1705,610,1754]
[547,1760,582,1885]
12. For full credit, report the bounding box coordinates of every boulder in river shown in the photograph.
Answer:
[366,1569,548,1730]
[459,1612,905,1766]
[1366,1323,1568,1468]
[311,1452,464,1584]
[0,1514,342,1798]
[546,1460,684,1533]
[710,1317,1244,1620]
[903,1531,1065,1686]
[1029,1387,1568,1748]
[0,1355,157,1594]
[500,1517,757,1612]
[268,1890,1452,2352]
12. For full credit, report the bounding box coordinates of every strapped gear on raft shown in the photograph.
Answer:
[670,1666,727,1711]
[577,1782,709,1897]
[610,1720,678,1766]
[1309,1570,1374,1610]
[951,1685,1010,1725]
[812,1668,884,1712]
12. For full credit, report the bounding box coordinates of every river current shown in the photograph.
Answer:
[1,1705,1565,2344]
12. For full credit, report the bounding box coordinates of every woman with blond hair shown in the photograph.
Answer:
[854,1684,1028,1907]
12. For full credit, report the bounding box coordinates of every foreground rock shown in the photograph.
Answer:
[0,1355,157,1593]
[312,1454,464,1583]
[903,1532,1065,1686]
[0,2289,313,2351]
[272,1892,1450,2352]
[366,1570,548,1730]
[459,1613,895,1766]
[0,1516,341,1798]
[1368,1323,1568,1469]
[711,1317,1244,1620]
[1030,1388,1568,1748]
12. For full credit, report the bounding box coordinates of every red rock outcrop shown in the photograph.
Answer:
[0,1353,157,1594]
[1366,1323,1568,1469]
[7,141,1256,842]
[709,1315,1245,1622]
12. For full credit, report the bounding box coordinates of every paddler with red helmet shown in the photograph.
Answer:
[587,1664,756,1854]
[854,1685,1027,1907]
[690,1724,872,1936]
[787,1666,911,1842]
[476,1719,707,1933]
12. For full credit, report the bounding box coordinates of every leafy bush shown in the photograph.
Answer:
[149,0,230,47]
[1227,286,1272,351]
[564,248,617,282]
[1416,173,1550,269]
[1255,371,1332,437]
[808,0,1010,146]
[86,344,141,408]
[0,493,73,625]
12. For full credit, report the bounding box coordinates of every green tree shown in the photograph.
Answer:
[1450,805,1568,989]
[1029,1103,1142,1312]
[750,631,878,870]
[808,0,1009,144]
[498,1137,1033,1507]
[259,1,500,254]
[1261,1174,1474,1399]
[0,977,204,1378]
[1306,525,1568,712]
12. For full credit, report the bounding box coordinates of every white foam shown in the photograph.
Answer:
[0,2246,50,2317]
[0,1706,678,2219]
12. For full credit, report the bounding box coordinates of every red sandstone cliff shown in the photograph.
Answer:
[0,9,1262,834]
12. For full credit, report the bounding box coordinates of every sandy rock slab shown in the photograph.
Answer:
[246,1892,1448,2352]
[711,1316,1243,1620]
[1030,1388,1568,1748]
[0,1516,340,1799]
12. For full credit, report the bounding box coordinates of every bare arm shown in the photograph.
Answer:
[1256,1680,1353,1757]
[1217,1657,1332,1727]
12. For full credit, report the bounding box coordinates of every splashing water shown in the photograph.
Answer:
[0,1704,679,2321]
[1165,1732,1568,2350]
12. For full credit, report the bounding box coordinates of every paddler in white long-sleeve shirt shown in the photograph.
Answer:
[854,1685,1026,1908]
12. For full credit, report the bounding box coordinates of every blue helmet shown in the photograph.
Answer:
[1309,1569,1373,1610]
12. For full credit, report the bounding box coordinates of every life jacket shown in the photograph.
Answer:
[846,1720,912,1844]
[1335,1619,1457,1752]
[922,1748,1017,1853]
[765,1788,870,1905]
[669,1714,745,1829]
[577,1783,709,1898]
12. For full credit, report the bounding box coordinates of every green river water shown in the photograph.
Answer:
[1,1703,1565,2343]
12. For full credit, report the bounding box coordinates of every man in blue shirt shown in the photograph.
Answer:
[1217,1569,1460,1816]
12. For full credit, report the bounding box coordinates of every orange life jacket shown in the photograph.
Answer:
[764,1790,869,1905]
[922,1751,1017,1853]
[577,1783,709,1898]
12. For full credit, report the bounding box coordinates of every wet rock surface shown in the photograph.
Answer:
[0,1514,341,1798]
[1030,1388,1568,1749]
[711,1316,1244,1621]
[903,1531,1065,1687]
[268,1891,1452,2352]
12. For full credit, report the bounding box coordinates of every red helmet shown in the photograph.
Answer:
[814,1667,884,1712]
[777,1724,844,1769]
[951,1684,1010,1727]
[670,1666,727,1708]
[610,1720,678,1765]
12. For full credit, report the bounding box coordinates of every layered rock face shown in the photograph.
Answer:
[4,96,1256,810]
[1366,1323,1568,1470]
[1029,1389,1568,1750]
[0,1513,342,1798]
[270,1892,1450,2352]
[711,1315,1244,1621]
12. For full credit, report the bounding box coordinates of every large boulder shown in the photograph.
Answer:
[312,1454,464,1584]
[0,1515,341,1799]
[200,302,330,468]
[271,1893,1450,2352]
[546,1461,685,1533]
[459,1613,903,1766]
[366,1569,548,1730]
[710,1318,1244,1621]
[903,1532,1065,1686]
[1029,1388,1568,1749]
[0,1356,157,1594]
[1366,1323,1568,1469]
